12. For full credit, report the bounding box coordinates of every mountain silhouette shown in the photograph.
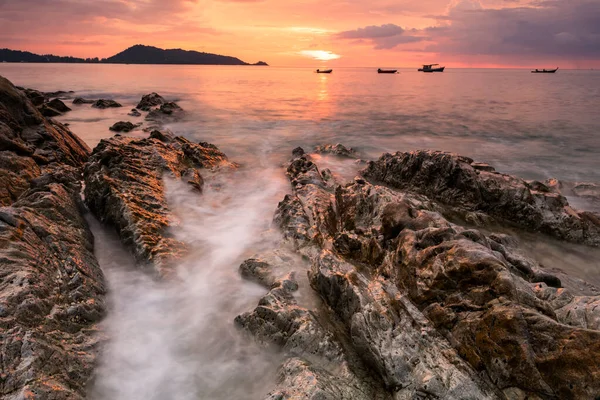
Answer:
[0,45,268,66]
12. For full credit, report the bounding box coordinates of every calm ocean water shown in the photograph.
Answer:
[2,64,599,400]
[1,64,599,182]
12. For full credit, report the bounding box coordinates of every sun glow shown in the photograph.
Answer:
[298,50,341,61]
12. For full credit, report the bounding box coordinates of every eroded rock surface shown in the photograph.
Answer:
[273,149,600,400]
[83,132,231,275]
[0,75,106,399]
[363,150,600,246]
[236,253,390,400]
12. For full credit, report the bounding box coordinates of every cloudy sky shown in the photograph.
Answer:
[1,0,599,67]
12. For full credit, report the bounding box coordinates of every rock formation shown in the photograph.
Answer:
[0,75,106,399]
[363,150,600,246]
[265,148,600,400]
[83,131,232,276]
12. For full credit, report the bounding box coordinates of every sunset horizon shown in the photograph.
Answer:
[2,0,599,68]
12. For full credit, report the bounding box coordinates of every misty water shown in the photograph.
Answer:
[2,64,600,398]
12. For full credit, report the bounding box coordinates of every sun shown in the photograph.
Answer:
[298,50,341,61]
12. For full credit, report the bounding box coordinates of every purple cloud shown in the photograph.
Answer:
[336,23,424,49]
[426,0,600,59]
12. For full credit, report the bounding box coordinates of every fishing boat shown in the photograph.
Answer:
[531,67,558,73]
[377,68,397,74]
[418,64,445,72]
[316,69,332,74]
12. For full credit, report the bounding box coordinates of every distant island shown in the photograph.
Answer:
[0,45,268,66]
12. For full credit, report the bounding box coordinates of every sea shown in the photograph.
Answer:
[1,64,599,399]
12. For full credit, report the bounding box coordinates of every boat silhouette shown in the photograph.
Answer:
[418,64,445,72]
[531,67,558,73]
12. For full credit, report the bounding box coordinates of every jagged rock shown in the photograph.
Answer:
[47,98,72,113]
[128,108,142,117]
[265,358,376,400]
[83,133,231,275]
[72,97,96,105]
[0,76,90,206]
[109,121,137,132]
[91,99,122,109]
[136,92,165,111]
[314,143,357,158]
[0,75,105,399]
[237,255,389,400]
[146,102,183,122]
[274,148,600,400]
[362,150,600,246]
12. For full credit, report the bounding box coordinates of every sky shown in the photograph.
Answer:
[0,0,599,68]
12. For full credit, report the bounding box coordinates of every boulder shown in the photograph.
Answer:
[136,92,165,111]
[274,148,600,399]
[128,108,142,117]
[362,150,600,246]
[83,133,232,276]
[0,74,105,399]
[91,99,122,109]
[109,121,137,132]
[47,98,72,113]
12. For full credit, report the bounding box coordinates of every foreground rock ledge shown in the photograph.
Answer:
[273,149,600,400]
[83,131,232,276]
[1,75,106,399]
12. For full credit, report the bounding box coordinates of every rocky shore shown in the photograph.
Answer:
[2,73,600,400]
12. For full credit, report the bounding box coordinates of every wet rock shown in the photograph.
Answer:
[92,99,122,109]
[83,133,232,276]
[47,98,72,113]
[128,108,142,117]
[136,92,165,111]
[274,148,600,400]
[265,358,377,400]
[237,254,389,400]
[109,121,138,132]
[146,101,184,122]
[363,150,600,246]
[0,74,105,399]
[73,97,96,105]
[314,143,357,158]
